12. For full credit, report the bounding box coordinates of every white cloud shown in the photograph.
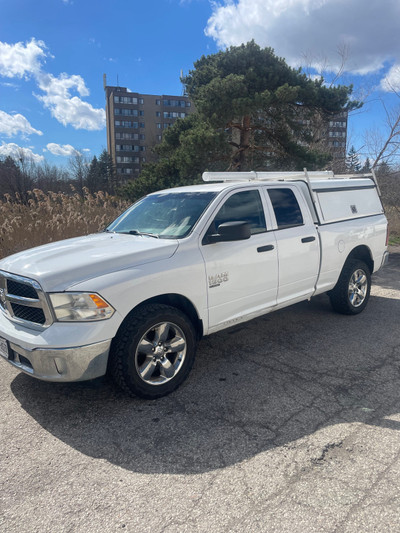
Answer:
[381,64,400,93]
[1,81,20,89]
[0,39,105,131]
[35,72,106,130]
[205,0,400,76]
[36,71,90,98]
[0,110,43,138]
[45,143,80,156]
[0,142,44,163]
[0,38,48,78]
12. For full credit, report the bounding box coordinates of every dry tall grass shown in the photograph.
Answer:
[0,189,129,259]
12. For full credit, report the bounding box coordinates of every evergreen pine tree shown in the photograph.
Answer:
[86,156,102,193]
[121,42,362,202]
[360,157,371,173]
[346,146,361,172]
[98,150,116,193]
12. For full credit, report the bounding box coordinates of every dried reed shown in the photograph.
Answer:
[0,188,129,259]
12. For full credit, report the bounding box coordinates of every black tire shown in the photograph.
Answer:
[329,259,371,315]
[109,304,197,399]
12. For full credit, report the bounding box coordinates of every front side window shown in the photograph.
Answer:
[268,188,304,229]
[208,190,267,236]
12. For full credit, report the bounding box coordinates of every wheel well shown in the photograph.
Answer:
[347,245,374,273]
[120,294,203,340]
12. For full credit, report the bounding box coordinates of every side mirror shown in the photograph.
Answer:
[206,221,251,244]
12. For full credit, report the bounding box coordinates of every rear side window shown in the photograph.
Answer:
[268,188,304,229]
[211,190,267,235]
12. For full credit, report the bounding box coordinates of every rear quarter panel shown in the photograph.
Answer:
[315,214,388,294]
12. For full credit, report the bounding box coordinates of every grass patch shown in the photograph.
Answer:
[389,235,400,246]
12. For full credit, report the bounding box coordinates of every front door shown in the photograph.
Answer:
[200,189,278,332]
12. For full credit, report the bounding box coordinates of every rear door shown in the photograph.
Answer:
[200,188,278,331]
[264,186,320,304]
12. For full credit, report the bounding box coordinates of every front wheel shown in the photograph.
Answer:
[329,259,371,315]
[109,304,197,399]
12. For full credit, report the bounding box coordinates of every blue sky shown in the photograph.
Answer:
[1,0,400,167]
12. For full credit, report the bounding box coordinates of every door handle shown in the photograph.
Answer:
[257,245,275,253]
[301,236,316,243]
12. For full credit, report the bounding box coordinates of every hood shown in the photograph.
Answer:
[0,233,179,292]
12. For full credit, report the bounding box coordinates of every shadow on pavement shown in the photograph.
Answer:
[11,287,400,475]
[373,247,400,292]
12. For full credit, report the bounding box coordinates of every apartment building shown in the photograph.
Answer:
[327,112,348,169]
[297,110,348,171]
[105,84,194,178]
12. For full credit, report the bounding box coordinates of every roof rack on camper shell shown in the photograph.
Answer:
[202,168,381,197]
[202,168,376,182]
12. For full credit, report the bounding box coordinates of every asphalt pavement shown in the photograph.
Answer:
[1,248,400,532]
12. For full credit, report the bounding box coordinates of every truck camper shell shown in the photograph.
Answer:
[202,169,384,225]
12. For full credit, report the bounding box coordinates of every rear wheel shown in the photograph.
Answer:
[110,304,197,399]
[329,259,371,315]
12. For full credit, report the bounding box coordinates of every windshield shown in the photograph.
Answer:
[106,191,217,239]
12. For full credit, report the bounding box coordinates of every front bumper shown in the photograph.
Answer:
[1,338,111,381]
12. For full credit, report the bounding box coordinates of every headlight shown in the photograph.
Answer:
[49,292,115,321]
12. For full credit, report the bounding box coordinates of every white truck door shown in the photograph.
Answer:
[200,189,278,331]
[265,186,320,304]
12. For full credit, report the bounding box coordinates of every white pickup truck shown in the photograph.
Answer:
[0,170,389,398]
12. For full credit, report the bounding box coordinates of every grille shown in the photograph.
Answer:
[0,271,52,328]
[7,279,38,299]
[11,303,46,325]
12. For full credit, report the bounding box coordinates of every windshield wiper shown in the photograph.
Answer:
[122,229,159,239]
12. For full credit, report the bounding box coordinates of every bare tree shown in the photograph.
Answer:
[361,65,400,170]
[32,161,71,193]
[69,152,89,196]
[364,100,400,169]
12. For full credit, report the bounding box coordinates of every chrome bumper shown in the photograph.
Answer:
[1,339,111,382]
